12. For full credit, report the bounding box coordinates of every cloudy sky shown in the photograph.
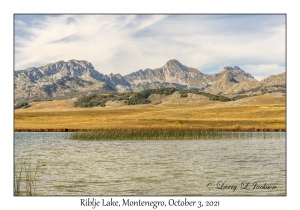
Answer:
[14,14,285,80]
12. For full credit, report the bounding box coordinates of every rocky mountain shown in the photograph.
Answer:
[14,59,286,103]
[124,61,257,92]
[124,59,206,91]
[261,72,286,86]
[204,67,261,97]
[14,60,116,102]
[235,72,286,96]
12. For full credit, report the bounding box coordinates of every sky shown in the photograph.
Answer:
[14,14,285,81]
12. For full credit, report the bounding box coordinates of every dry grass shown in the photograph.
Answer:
[14,94,286,131]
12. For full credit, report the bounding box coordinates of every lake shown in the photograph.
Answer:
[14,132,286,196]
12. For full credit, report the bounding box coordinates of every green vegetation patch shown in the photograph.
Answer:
[179,90,231,102]
[74,94,109,107]
[74,87,177,107]
[14,102,31,109]
[197,91,231,102]
[127,87,177,105]
[43,84,58,96]
[74,87,232,108]
[232,94,249,100]
[238,85,286,95]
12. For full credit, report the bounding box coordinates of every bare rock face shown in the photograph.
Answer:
[204,71,285,97]
[204,70,260,96]
[124,59,208,91]
[14,59,286,103]
[14,60,115,103]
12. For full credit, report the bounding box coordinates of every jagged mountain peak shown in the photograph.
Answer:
[162,59,202,75]
[217,66,255,81]
[69,59,89,62]
[67,59,94,67]
[219,66,242,73]
[23,60,93,72]
[40,59,92,68]
[165,59,182,66]
[37,59,99,78]
[163,59,189,72]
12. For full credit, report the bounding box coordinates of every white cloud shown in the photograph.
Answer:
[15,15,285,80]
[239,64,285,81]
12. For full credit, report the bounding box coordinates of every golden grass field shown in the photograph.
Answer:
[14,93,286,131]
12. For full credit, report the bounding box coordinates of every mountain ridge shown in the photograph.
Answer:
[14,59,285,103]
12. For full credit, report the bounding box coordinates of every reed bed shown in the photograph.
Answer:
[69,128,285,140]
[14,161,44,196]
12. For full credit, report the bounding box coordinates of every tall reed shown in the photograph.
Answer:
[69,128,285,140]
[14,161,43,196]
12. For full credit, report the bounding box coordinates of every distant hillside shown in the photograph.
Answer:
[72,87,231,108]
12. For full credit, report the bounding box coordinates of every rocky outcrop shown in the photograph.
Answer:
[14,60,114,102]
[124,59,207,91]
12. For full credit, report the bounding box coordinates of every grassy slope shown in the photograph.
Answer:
[14,93,286,131]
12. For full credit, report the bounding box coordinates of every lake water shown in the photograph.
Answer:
[14,132,286,196]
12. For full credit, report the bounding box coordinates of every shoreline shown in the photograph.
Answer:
[14,127,286,132]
